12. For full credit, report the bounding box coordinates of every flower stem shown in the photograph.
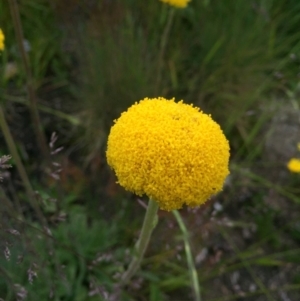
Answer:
[155,7,175,94]
[120,198,159,286]
[173,210,201,301]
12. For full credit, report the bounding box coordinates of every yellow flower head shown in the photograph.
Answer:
[0,29,4,51]
[287,158,300,173]
[106,97,230,211]
[160,0,190,9]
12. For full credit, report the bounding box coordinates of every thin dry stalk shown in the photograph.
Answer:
[0,105,47,226]
[9,0,49,160]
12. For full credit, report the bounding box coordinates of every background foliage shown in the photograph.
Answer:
[0,0,300,300]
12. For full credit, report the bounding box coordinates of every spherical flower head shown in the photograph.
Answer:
[160,0,190,9]
[287,158,300,173]
[0,29,4,51]
[106,97,230,211]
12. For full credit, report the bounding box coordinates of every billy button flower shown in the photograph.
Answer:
[160,0,191,8]
[287,143,300,173]
[0,29,4,51]
[106,97,230,211]
[107,97,230,292]
[287,159,300,173]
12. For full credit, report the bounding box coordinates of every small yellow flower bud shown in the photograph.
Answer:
[0,29,5,51]
[160,0,191,9]
[287,158,300,173]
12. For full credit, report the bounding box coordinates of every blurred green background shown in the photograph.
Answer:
[0,0,300,300]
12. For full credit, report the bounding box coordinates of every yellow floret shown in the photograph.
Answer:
[287,158,300,173]
[160,0,190,8]
[0,29,4,51]
[106,97,230,211]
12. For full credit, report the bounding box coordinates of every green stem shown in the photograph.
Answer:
[120,198,159,286]
[155,8,175,95]
[173,210,201,301]
[9,0,49,160]
[4,94,81,125]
